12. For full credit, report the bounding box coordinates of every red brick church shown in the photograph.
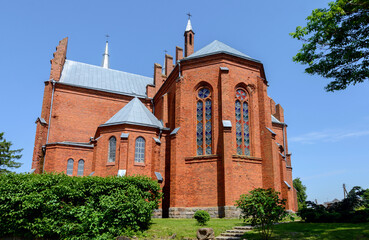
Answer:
[32,19,298,217]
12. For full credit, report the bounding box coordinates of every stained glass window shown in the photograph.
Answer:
[196,88,212,155]
[108,136,116,162]
[135,137,145,163]
[235,89,250,156]
[77,159,84,176]
[66,158,74,176]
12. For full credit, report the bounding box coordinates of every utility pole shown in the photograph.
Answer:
[343,183,348,199]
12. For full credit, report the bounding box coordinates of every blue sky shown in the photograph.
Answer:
[1,0,368,203]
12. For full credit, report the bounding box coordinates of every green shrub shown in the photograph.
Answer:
[0,173,162,239]
[194,210,210,226]
[235,188,287,240]
[299,200,369,223]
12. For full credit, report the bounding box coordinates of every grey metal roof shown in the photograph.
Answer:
[222,120,232,128]
[101,97,163,129]
[117,169,126,177]
[271,115,282,124]
[155,172,163,182]
[266,127,276,135]
[121,133,130,139]
[35,117,47,125]
[46,141,94,148]
[184,40,260,63]
[153,137,161,144]
[170,127,180,135]
[59,60,153,97]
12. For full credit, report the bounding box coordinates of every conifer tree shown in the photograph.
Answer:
[0,132,23,174]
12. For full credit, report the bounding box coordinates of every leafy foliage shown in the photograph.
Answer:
[290,0,369,91]
[0,173,162,239]
[235,188,287,240]
[293,177,307,210]
[299,186,369,223]
[194,210,210,226]
[0,132,22,174]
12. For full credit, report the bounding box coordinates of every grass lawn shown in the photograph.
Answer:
[242,222,369,240]
[139,219,369,239]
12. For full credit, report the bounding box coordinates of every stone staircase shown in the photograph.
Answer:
[215,225,254,240]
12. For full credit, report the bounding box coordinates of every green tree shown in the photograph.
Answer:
[235,188,287,240]
[290,0,369,92]
[0,132,23,174]
[293,177,307,209]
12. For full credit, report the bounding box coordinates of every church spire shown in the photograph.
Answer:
[184,13,195,57]
[185,18,193,32]
[102,35,109,69]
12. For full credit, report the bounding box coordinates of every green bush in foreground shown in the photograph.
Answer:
[0,173,162,239]
[194,210,210,226]
[236,188,287,240]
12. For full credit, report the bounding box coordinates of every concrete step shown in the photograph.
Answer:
[215,236,241,240]
[221,232,244,237]
[233,225,254,230]
[226,229,249,234]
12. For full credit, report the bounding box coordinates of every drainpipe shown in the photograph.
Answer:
[43,79,56,173]
[178,60,182,78]
[151,99,155,114]
[282,123,287,162]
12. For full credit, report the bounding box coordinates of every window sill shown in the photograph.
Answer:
[106,162,115,166]
[185,154,219,164]
[232,155,262,164]
[134,162,145,167]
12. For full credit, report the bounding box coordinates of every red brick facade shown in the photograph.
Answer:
[32,23,298,217]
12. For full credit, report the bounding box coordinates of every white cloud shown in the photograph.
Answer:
[290,129,369,144]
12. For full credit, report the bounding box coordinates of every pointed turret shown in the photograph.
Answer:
[102,39,109,69]
[184,14,195,57]
[185,18,193,32]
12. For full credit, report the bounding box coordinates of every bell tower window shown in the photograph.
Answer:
[235,89,250,156]
[196,87,212,155]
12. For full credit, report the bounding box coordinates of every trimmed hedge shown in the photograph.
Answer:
[0,173,162,239]
[194,210,210,226]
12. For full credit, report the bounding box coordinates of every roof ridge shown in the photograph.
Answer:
[102,97,163,129]
[184,40,260,63]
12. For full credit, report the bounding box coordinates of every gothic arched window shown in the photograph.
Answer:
[77,159,84,176]
[196,87,212,156]
[66,158,74,176]
[108,136,116,162]
[135,137,145,163]
[235,89,250,156]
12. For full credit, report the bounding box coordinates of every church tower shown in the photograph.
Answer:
[184,14,194,57]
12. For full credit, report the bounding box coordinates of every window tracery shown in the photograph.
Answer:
[235,89,250,156]
[135,137,145,163]
[108,136,116,162]
[66,158,74,176]
[77,159,84,176]
[196,87,212,155]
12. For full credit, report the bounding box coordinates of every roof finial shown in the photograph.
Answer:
[185,13,193,32]
[102,34,109,69]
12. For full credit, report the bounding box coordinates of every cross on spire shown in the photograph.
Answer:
[185,13,193,32]
[105,34,110,42]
